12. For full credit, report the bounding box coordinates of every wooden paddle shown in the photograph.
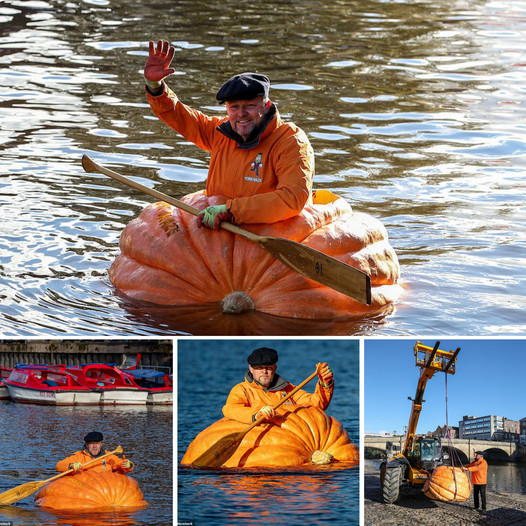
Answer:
[0,445,123,505]
[81,154,372,305]
[191,365,321,469]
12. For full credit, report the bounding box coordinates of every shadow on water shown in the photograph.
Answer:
[115,294,397,336]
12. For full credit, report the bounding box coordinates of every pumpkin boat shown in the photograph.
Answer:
[181,405,358,468]
[35,470,147,511]
[109,189,402,320]
[423,465,472,502]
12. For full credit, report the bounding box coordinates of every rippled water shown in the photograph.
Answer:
[1,0,525,335]
[177,339,360,524]
[0,402,173,525]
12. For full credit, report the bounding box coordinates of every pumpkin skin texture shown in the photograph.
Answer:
[181,405,358,468]
[109,190,402,320]
[35,470,147,510]
[423,466,472,502]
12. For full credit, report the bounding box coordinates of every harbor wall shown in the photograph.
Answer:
[0,340,173,371]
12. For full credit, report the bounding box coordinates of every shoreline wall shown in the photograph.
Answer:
[0,340,173,371]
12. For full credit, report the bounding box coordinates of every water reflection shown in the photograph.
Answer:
[181,471,358,524]
[1,0,525,335]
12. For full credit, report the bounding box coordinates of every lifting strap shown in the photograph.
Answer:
[436,373,465,498]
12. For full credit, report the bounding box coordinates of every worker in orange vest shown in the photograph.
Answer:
[464,451,488,513]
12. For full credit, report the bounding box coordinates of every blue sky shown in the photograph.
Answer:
[364,339,526,435]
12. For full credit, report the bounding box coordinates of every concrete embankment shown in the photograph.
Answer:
[0,340,173,370]
[365,464,526,526]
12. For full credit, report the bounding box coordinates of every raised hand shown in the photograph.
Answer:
[144,40,176,83]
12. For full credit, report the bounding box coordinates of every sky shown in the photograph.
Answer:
[364,338,526,436]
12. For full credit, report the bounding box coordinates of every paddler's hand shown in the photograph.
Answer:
[121,459,132,469]
[198,204,234,230]
[254,405,276,421]
[70,462,83,472]
[317,362,334,387]
[144,39,176,91]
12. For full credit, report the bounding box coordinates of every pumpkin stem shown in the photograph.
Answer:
[222,291,255,314]
[311,450,333,465]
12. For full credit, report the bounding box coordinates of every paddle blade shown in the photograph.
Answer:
[191,432,245,470]
[0,480,46,505]
[257,236,372,305]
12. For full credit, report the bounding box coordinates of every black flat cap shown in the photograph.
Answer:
[84,431,103,442]
[216,72,270,104]
[475,451,484,455]
[247,347,278,366]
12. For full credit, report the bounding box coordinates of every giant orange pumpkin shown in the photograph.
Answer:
[35,470,147,510]
[181,405,358,468]
[109,190,401,319]
[423,465,472,502]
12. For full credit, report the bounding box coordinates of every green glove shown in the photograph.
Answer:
[121,459,132,469]
[253,405,276,421]
[198,204,233,229]
[318,362,334,387]
[70,462,82,472]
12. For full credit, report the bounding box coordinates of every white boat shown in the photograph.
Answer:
[123,369,173,405]
[4,367,101,406]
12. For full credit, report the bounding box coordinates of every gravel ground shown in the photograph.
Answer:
[365,465,526,525]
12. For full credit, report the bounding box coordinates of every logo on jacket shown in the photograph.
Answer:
[245,153,264,182]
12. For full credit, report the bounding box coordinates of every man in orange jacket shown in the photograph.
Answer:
[143,40,315,228]
[464,450,488,513]
[222,347,334,424]
[56,431,133,474]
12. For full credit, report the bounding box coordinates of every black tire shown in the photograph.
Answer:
[381,464,402,504]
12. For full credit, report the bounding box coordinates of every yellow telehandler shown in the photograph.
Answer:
[379,341,460,504]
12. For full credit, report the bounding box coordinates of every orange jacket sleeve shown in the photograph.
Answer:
[106,453,134,473]
[222,383,257,424]
[286,381,334,410]
[56,451,84,472]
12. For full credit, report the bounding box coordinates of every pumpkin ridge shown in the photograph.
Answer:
[310,408,333,452]
[177,208,234,293]
[116,256,215,298]
[280,408,318,452]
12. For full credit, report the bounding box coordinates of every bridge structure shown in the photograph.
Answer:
[365,434,519,462]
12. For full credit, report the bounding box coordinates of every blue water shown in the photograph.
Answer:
[0,402,173,526]
[177,338,360,525]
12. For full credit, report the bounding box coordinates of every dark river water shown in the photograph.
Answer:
[0,401,173,525]
[177,338,360,525]
[0,0,525,336]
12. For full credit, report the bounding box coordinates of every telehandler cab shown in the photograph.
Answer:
[379,341,460,504]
